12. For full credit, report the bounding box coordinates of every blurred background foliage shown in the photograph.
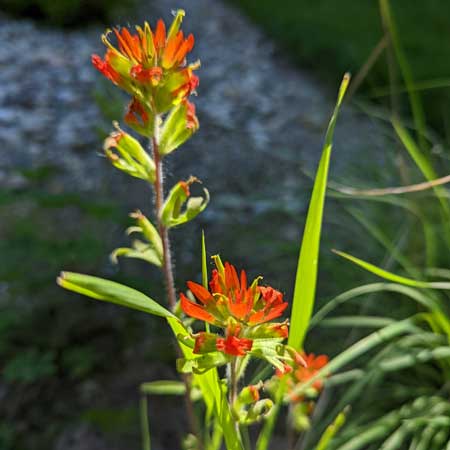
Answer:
[231,0,450,142]
[0,0,135,26]
[1,0,450,449]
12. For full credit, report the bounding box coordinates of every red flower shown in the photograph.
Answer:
[193,326,253,357]
[216,334,253,356]
[180,257,288,328]
[274,351,328,404]
[91,54,121,85]
[294,353,329,390]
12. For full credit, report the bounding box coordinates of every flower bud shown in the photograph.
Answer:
[103,124,155,181]
[237,382,263,405]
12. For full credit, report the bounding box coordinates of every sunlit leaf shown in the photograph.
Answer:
[333,250,450,289]
[57,272,175,318]
[288,72,350,350]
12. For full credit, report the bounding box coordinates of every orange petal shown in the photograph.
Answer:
[187,281,212,305]
[154,19,166,51]
[180,293,215,324]
[228,301,249,319]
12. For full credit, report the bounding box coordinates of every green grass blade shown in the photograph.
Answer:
[291,319,417,398]
[57,272,175,319]
[379,0,427,147]
[333,250,450,289]
[346,207,415,275]
[257,74,350,450]
[310,283,438,328]
[393,118,450,244]
[332,192,438,267]
[288,73,350,350]
[315,407,348,450]
[319,316,395,329]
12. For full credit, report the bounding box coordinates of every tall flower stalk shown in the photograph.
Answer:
[57,10,350,450]
[91,10,207,442]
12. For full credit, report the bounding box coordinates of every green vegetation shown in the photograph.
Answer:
[231,0,450,141]
[1,0,135,27]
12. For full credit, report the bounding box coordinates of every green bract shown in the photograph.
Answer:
[159,101,199,156]
[160,177,209,228]
[103,124,155,182]
[111,211,163,267]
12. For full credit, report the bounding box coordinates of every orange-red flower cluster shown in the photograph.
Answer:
[181,256,289,357]
[277,351,329,402]
[91,10,199,135]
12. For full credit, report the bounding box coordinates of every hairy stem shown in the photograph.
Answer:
[149,122,201,445]
[230,358,239,431]
[151,128,177,310]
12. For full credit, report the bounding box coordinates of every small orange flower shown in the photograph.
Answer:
[181,257,288,327]
[216,334,253,356]
[294,352,329,390]
[193,325,253,357]
[276,351,329,403]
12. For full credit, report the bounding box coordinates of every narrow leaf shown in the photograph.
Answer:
[315,407,348,450]
[57,272,175,319]
[288,73,350,350]
[140,380,186,396]
[333,250,450,289]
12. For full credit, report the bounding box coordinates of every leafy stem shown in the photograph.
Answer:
[149,119,200,445]
[150,117,177,310]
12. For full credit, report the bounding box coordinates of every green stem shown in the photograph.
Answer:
[140,395,151,450]
[151,123,176,310]
[229,357,240,433]
[149,122,201,446]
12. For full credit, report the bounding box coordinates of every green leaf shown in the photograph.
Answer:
[103,125,155,182]
[258,74,350,450]
[111,241,162,267]
[249,338,286,372]
[140,380,186,396]
[319,316,395,329]
[288,73,350,351]
[159,100,199,156]
[177,352,229,374]
[112,211,163,267]
[333,250,450,289]
[310,282,439,329]
[57,272,175,319]
[379,0,427,149]
[315,407,348,450]
[392,117,450,246]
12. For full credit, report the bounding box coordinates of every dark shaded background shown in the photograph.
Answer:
[1,0,449,449]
